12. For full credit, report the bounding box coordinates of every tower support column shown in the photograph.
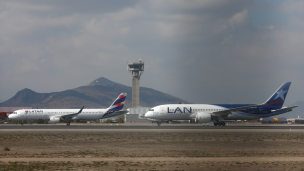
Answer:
[132,76,140,108]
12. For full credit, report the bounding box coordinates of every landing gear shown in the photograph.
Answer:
[66,122,70,126]
[157,122,161,126]
[214,121,225,126]
[21,120,24,126]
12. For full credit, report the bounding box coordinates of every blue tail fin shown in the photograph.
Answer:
[264,82,291,107]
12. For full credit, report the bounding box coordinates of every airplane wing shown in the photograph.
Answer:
[271,106,298,113]
[60,106,84,121]
[212,104,265,116]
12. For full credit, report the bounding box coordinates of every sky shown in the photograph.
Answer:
[1,0,304,106]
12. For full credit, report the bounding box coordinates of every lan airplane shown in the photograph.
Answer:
[145,82,298,126]
[8,93,127,126]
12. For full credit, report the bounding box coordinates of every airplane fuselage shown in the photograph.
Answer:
[9,108,115,120]
[145,104,285,121]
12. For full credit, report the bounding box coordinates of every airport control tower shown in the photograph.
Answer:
[128,59,144,107]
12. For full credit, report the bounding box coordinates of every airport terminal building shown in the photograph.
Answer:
[125,107,151,123]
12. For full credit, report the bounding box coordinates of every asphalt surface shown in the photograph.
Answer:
[1,124,304,129]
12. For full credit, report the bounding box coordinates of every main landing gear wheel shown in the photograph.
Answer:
[66,122,70,126]
[214,121,226,126]
[157,122,161,126]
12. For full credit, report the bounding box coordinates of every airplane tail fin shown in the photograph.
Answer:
[264,82,291,108]
[106,93,127,113]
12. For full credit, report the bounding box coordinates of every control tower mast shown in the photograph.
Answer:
[127,59,144,108]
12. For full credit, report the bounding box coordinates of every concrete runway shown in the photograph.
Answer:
[1,124,304,130]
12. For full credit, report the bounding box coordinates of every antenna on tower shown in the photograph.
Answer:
[127,59,144,107]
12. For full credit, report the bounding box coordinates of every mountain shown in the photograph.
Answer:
[86,77,127,87]
[0,77,188,109]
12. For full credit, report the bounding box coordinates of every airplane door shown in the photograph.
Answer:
[259,107,263,113]
[160,107,164,114]
[23,111,27,120]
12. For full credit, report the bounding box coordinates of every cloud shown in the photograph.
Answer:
[228,9,249,28]
[0,0,303,107]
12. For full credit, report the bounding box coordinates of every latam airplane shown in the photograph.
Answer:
[145,82,298,126]
[8,93,127,126]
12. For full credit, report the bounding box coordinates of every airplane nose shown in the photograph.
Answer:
[8,114,15,119]
[145,111,152,118]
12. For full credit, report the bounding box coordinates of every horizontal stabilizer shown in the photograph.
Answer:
[111,110,128,115]
[100,110,128,119]
[271,106,298,113]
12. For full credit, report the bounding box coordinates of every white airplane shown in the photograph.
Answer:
[145,82,298,126]
[8,93,127,126]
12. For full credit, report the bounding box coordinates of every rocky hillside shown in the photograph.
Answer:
[0,77,188,109]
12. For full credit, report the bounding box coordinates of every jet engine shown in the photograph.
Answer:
[49,117,61,124]
[196,112,211,123]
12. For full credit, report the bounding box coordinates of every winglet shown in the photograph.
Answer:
[77,106,84,114]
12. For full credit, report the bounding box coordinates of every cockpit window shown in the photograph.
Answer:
[149,109,154,111]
